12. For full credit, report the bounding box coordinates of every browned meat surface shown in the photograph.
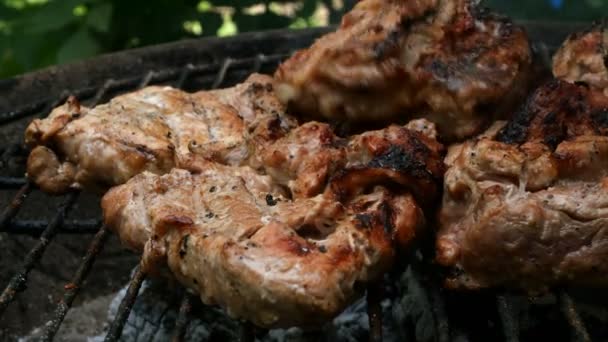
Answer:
[256,122,348,198]
[25,74,295,194]
[437,79,608,292]
[553,23,608,93]
[102,120,444,328]
[102,168,425,328]
[274,0,532,141]
[256,119,444,201]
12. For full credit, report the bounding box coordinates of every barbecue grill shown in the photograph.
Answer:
[0,23,605,342]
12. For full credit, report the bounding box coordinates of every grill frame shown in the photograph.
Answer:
[0,22,599,342]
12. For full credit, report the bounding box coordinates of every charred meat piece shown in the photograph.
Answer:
[102,118,444,327]
[553,22,608,93]
[257,119,444,201]
[274,0,532,141]
[102,165,426,328]
[255,121,348,198]
[25,74,296,193]
[437,79,608,292]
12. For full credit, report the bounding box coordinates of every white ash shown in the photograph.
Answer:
[96,270,406,342]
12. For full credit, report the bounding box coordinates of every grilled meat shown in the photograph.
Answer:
[256,121,348,198]
[274,0,532,141]
[437,79,608,292]
[553,22,608,93]
[102,166,421,328]
[256,119,444,201]
[102,120,444,327]
[25,74,296,193]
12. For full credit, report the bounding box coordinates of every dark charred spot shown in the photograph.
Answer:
[318,245,327,253]
[380,202,394,235]
[209,186,216,193]
[428,60,451,81]
[265,83,273,92]
[205,212,214,218]
[543,126,567,149]
[498,19,515,37]
[355,213,373,230]
[368,145,430,179]
[373,28,401,60]
[296,224,332,240]
[134,144,155,159]
[592,109,608,128]
[496,106,532,144]
[265,117,285,140]
[471,4,492,20]
[265,194,278,206]
[71,112,80,119]
[248,82,265,94]
[166,131,172,138]
[179,234,190,258]
[542,112,557,124]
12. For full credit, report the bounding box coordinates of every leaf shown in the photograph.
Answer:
[57,28,101,64]
[296,0,318,18]
[8,30,63,70]
[217,13,237,37]
[18,0,83,34]
[86,2,112,33]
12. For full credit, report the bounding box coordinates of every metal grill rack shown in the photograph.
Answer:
[0,25,601,342]
[0,52,294,342]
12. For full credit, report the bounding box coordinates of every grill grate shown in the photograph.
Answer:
[0,30,598,341]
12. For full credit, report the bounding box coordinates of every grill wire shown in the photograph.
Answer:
[0,52,595,342]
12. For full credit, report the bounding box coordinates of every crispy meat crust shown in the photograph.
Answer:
[25,74,296,193]
[102,120,444,327]
[102,166,423,328]
[437,80,608,292]
[553,22,608,93]
[274,0,532,141]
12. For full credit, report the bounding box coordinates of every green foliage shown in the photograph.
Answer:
[0,0,334,78]
[1,0,608,78]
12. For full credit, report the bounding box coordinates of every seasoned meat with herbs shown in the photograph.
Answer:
[102,119,444,327]
[274,0,532,141]
[437,79,608,292]
[103,161,430,328]
[25,74,295,193]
